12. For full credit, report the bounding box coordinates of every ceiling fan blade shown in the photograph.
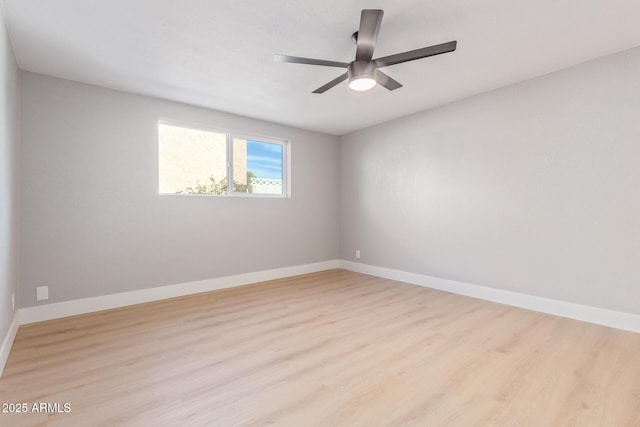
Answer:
[376,70,402,91]
[355,9,383,61]
[312,72,349,94]
[274,54,349,68]
[374,41,457,68]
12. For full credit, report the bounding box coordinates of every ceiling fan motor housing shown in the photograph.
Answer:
[348,60,377,82]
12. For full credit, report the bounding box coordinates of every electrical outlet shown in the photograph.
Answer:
[36,286,49,301]
[355,249,361,259]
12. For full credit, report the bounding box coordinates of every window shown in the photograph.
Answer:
[158,121,288,197]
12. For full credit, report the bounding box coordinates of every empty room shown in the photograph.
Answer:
[1,1,640,425]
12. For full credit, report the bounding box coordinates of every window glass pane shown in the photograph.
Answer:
[159,124,228,194]
[232,138,284,195]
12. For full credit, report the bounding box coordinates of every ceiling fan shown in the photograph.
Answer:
[274,9,457,94]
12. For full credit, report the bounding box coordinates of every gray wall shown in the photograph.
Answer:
[20,72,339,307]
[340,47,640,315]
[0,11,19,335]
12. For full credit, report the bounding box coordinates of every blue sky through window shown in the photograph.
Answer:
[246,140,283,179]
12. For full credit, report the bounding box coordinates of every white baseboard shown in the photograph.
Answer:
[339,260,640,334]
[19,260,340,325]
[0,312,20,377]
[12,257,639,357]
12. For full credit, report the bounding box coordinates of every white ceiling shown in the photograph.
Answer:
[3,0,640,135]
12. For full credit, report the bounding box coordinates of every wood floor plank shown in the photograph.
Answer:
[1,269,639,426]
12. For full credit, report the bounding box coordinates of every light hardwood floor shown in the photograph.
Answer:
[1,269,639,426]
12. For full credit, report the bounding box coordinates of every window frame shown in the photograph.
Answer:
[158,119,290,198]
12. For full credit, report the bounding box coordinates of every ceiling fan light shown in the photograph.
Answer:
[349,76,377,91]
[347,60,378,92]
